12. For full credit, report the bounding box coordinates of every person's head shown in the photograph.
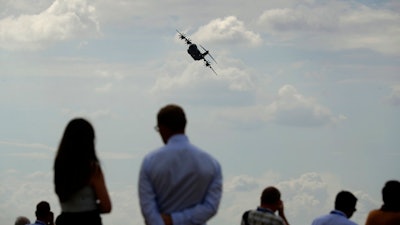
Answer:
[57,118,96,155]
[260,186,282,212]
[381,180,400,211]
[156,104,187,143]
[14,216,30,225]
[35,201,53,223]
[334,191,357,218]
[54,118,99,202]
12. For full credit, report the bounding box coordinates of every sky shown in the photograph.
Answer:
[0,0,399,224]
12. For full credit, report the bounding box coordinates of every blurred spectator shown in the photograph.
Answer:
[365,180,400,225]
[14,216,30,225]
[311,190,358,225]
[241,186,290,225]
[54,118,111,225]
[138,104,222,225]
[27,201,54,225]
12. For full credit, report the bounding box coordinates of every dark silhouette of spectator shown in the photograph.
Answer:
[54,118,111,225]
[27,201,54,225]
[14,216,30,225]
[241,186,290,225]
[365,180,400,225]
[139,104,223,225]
[311,190,358,225]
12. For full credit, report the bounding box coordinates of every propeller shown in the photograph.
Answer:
[176,29,218,75]
[209,65,218,76]
[200,45,217,64]
[176,29,192,45]
[204,59,218,75]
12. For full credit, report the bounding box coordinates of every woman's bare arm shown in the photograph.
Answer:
[91,163,112,213]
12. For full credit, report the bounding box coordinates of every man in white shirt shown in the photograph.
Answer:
[311,191,358,225]
[138,104,223,225]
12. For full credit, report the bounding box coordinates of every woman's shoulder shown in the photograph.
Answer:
[90,161,103,180]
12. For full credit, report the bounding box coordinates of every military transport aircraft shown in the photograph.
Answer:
[176,29,217,75]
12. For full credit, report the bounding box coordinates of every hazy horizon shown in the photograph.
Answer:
[1,0,399,225]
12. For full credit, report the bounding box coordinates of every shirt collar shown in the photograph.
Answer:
[167,134,188,144]
[330,210,347,218]
[35,220,47,225]
[257,207,275,214]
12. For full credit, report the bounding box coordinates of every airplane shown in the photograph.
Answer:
[176,29,217,75]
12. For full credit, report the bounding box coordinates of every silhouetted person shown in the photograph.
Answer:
[54,118,112,225]
[14,216,30,225]
[241,186,290,225]
[365,180,400,225]
[27,201,54,225]
[311,190,358,225]
[139,104,223,225]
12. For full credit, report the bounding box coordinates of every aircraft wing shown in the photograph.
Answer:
[176,29,192,45]
[200,45,217,64]
[204,59,217,75]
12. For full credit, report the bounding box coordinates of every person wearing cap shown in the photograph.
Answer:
[27,201,54,225]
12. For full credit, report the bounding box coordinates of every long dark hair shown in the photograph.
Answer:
[54,118,99,202]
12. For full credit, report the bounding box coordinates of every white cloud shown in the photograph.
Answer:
[268,85,346,126]
[385,84,400,106]
[0,0,53,15]
[7,152,51,159]
[0,168,380,225]
[258,1,400,54]
[0,171,58,224]
[0,140,54,151]
[0,140,55,159]
[0,0,99,50]
[213,171,377,225]
[217,84,346,128]
[149,55,256,106]
[61,108,114,120]
[225,174,262,192]
[95,82,113,93]
[192,16,262,46]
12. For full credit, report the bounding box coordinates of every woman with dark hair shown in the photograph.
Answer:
[54,118,111,225]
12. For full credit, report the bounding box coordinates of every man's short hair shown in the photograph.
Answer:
[35,201,50,218]
[157,104,187,132]
[261,186,281,205]
[334,191,357,211]
[382,180,400,209]
[15,216,30,225]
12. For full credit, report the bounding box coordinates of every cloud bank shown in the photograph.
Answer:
[193,16,262,46]
[0,170,379,225]
[386,84,400,106]
[217,84,346,127]
[258,1,400,54]
[0,0,99,50]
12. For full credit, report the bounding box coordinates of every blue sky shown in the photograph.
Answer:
[0,0,399,225]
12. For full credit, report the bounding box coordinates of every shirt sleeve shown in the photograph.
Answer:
[241,211,249,225]
[170,161,223,225]
[138,158,164,225]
